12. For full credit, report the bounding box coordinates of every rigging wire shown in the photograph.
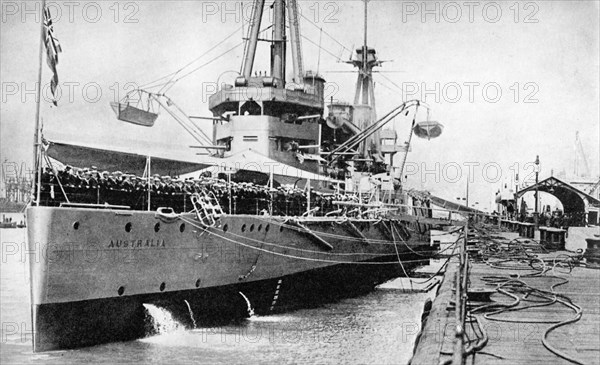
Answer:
[301,34,345,62]
[138,25,243,91]
[316,27,323,75]
[398,107,418,181]
[135,4,356,94]
[161,42,244,94]
[178,215,429,266]
[298,11,353,58]
[254,214,443,246]
[376,72,406,98]
[142,42,245,94]
[390,219,413,289]
[145,23,273,94]
[373,77,403,96]
[204,221,400,256]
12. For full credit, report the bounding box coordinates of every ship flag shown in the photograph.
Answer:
[43,6,62,106]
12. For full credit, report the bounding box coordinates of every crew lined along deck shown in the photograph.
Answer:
[410,225,600,365]
[37,165,431,216]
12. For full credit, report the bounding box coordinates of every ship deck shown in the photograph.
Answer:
[410,229,600,365]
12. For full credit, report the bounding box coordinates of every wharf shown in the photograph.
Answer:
[410,228,600,365]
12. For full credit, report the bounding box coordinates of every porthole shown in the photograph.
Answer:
[265,224,270,233]
[180,223,186,232]
[258,224,262,232]
[223,224,228,232]
[154,223,160,232]
[241,224,246,232]
[250,224,255,232]
[279,225,284,232]
[117,286,125,296]
[159,282,166,292]
[125,222,132,232]
[73,221,80,230]
[195,279,201,288]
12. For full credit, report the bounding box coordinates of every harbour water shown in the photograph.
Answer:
[1,216,432,364]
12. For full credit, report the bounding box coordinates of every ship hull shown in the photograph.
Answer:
[26,206,431,351]
[32,256,413,351]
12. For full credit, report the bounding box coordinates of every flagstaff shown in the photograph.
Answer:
[32,0,47,206]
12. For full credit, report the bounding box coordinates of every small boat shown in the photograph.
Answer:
[413,120,444,139]
[110,102,158,127]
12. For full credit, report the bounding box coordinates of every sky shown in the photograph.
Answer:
[1,0,599,210]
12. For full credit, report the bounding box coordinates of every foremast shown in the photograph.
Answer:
[348,0,383,164]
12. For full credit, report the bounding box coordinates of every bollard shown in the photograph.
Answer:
[520,223,534,239]
[539,226,548,243]
[510,221,519,232]
[583,235,600,265]
[518,222,526,237]
[545,228,566,250]
[525,223,535,239]
[467,288,495,303]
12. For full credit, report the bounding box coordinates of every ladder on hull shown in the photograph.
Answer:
[190,192,224,227]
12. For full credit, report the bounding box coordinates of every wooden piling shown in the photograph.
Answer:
[410,230,600,365]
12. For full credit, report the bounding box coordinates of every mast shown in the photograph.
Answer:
[242,0,265,80]
[33,0,47,206]
[348,0,381,161]
[363,0,367,75]
[287,0,304,83]
[242,0,295,84]
[271,0,285,80]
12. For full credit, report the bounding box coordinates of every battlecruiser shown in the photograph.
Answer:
[27,0,447,351]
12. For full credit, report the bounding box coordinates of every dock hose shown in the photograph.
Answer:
[463,224,588,365]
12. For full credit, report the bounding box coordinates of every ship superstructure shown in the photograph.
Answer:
[209,0,324,175]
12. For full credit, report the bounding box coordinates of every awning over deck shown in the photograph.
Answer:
[46,141,207,176]
[46,140,341,185]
